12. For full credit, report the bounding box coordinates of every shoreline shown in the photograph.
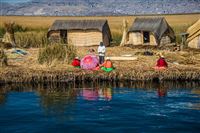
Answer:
[0,68,200,83]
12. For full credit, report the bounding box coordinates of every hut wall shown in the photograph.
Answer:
[68,30,102,46]
[188,35,200,49]
[49,31,60,43]
[150,34,157,46]
[128,32,142,45]
[160,36,171,45]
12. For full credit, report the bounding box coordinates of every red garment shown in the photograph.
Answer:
[156,58,168,67]
[72,59,80,67]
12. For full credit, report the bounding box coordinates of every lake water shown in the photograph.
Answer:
[0,82,200,133]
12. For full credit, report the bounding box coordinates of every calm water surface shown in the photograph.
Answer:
[0,82,200,133]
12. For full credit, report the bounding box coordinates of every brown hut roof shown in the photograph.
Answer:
[128,17,175,44]
[187,19,200,42]
[48,19,108,32]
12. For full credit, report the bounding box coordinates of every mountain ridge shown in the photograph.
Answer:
[1,0,200,16]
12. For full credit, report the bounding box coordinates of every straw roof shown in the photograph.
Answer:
[48,19,108,32]
[187,19,200,42]
[128,17,175,44]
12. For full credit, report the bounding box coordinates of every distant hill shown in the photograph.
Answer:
[1,0,200,16]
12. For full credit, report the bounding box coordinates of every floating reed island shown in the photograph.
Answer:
[0,46,200,83]
[0,15,200,83]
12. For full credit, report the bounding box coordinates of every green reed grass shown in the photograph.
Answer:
[38,43,77,65]
[15,31,48,48]
[172,24,191,44]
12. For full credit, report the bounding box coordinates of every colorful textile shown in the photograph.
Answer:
[80,55,99,70]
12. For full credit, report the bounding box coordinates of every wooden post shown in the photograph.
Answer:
[120,19,128,46]
[180,33,188,51]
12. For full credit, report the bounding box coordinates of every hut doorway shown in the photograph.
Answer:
[143,31,150,43]
[60,30,67,43]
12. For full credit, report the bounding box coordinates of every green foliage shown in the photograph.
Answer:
[111,32,122,46]
[38,44,66,65]
[172,24,190,44]
[38,43,77,65]
[15,31,49,48]
[13,24,29,32]
[0,27,5,38]
[65,43,77,64]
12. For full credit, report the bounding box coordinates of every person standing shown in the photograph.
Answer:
[98,42,106,64]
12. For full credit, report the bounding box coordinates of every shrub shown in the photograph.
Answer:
[0,27,5,38]
[65,43,77,64]
[38,43,76,65]
[15,31,48,48]
[111,32,122,46]
[172,24,190,44]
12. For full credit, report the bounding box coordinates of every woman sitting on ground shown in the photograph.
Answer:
[100,57,114,72]
[72,57,80,68]
[154,54,168,70]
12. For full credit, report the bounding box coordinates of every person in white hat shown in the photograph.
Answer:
[98,42,106,64]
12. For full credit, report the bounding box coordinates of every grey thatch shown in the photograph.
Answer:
[47,19,112,46]
[128,17,175,45]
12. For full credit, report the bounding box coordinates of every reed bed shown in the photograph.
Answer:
[38,44,66,65]
[38,43,77,65]
[15,31,48,48]
[0,68,200,83]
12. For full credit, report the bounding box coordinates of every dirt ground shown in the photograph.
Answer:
[3,46,200,73]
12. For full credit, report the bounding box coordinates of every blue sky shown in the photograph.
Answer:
[0,0,31,3]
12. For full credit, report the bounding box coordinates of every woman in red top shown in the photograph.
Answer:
[156,56,168,67]
[154,54,168,70]
[72,57,80,68]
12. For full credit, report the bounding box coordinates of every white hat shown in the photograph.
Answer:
[106,57,110,60]
[75,56,80,59]
[159,53,164,58]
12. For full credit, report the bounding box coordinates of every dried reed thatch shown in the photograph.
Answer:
[47,19,112,46]
[187,19,200,49]
[2,22,16,47]
[128,17,175,46]
[0,49,8,67]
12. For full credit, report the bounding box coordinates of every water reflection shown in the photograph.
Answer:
[37,84,78,117]
[0,88,7,105]
[0,81,200,132]
[81,88,112,101]
[0,81,200,108]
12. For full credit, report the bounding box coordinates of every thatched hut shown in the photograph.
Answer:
[187,19,200,49]
[47,19,112,46]
[127,17,175,46]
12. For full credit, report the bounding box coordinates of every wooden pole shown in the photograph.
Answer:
[120,19,128,46]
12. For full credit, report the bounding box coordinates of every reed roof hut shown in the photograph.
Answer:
[47,19,112,46]
[127,17,175,46]
[187,19,200,49]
